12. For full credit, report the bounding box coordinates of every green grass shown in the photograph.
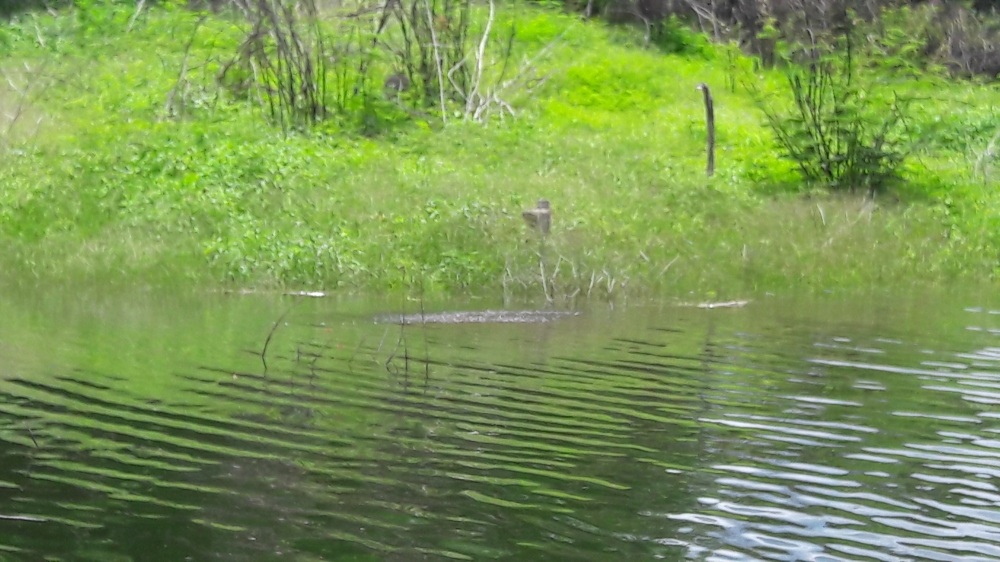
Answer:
[0,2,998,300]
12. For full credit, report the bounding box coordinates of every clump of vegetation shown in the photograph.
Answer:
[751,28,914,194]
[208,0,539,134]
[219,0,332,129]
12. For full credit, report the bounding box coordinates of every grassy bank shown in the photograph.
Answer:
[1,2,998,300]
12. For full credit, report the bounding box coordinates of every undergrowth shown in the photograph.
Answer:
[0,2,998,301]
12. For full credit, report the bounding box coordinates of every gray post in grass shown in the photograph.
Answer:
[697,83,715,177]
[522,199,551,235]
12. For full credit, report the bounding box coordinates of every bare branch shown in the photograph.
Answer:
[127,0,147,33]
[422,0,448,125]
[465,0,494,116]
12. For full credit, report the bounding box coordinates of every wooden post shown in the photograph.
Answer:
[697,83,715,177]
[522,199,551,235]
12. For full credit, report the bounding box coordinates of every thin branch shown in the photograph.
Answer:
[30,14,46,47]
[127,0,147,33]
[422,0,448,125]
[261,301,299,375]
[465,0,494,116]
[1,62,48,148]
[447,56,469,100]
[163,14,208,120]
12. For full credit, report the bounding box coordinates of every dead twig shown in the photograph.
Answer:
[467,25,566,121]
[2,62,47,148]
[465,0,494,116]
[419,289,429,387]
[127,0,147,33]
[422,0,448,126]
[539,257,553,303]
[385,319,405,374]
[164,14,208,120]
[261,300,300,375]
[659,254,680,277]
[30,14,46,47]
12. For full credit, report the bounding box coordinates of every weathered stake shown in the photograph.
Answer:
[522,198,551,235]
[697,83,715,177]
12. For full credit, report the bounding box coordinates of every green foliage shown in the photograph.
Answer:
[209,0,535,134]
[651,16,712,58]
[1,2,1000,299]
[866,5,948,78]
[753,33,914,194]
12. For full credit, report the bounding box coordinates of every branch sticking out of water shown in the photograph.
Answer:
[420,294,430,386]
[385,322,405,374]
[385,282,408,375]
[261,301,300,375]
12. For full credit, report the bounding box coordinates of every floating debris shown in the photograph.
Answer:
[695,300,750,309]
[375,310,580,325]
[676,300,751,309]
[222,289,327,297]
[285,291,327,298]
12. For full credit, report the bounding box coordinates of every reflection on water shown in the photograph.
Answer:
[2,289,1000,561]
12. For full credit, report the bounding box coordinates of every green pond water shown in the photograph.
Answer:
[2,286,1000,561]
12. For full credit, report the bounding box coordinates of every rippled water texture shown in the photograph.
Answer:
[2,289,1000,561]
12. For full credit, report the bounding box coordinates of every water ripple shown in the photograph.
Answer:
[3,295,1000,560]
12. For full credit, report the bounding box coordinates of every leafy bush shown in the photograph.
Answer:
[752,33,914,194]
[651,16,712,57]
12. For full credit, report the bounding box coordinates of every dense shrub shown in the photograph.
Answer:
[752,31,914,193]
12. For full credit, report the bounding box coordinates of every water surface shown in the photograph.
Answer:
[2,288,1000,561]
